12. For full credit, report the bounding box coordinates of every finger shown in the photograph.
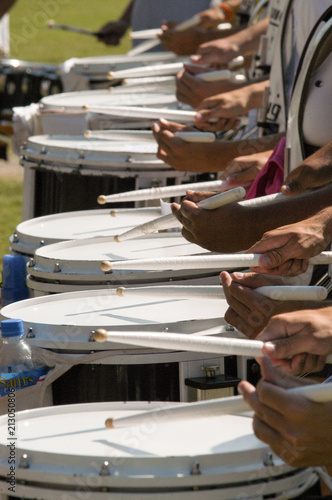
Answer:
[259,356,311,389]
[224,307,256,337]
[226,165,258,185]
[252,416,284,456]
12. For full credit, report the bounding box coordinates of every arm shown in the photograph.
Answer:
[239,357,332,467]
[170,183,332,253]
[258,308,332,375]
[191,17,270,66]
[223,150,272,188]
[248,206,332,276]
[194,80,268,131]
[97,0,134,45]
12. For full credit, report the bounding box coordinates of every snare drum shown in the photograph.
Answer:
[0,58,62,111]
[60,51,179,92]
[0,289,235,403]
[0,402,318,499]
[39,89,179,135]
[10,207,162,257]
[21,135,188,219]
[27,232,221,295]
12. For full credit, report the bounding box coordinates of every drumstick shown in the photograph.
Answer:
[130,28,162,39]
[47,20,98,36]
[101,251,332,272]
[111,187,246,243]
[228,55,245,69]
[110,190,280,244]
[197,70,246,83]
[103,383,332,428]
[82,105,196,124]
[85,130,215,143]
[108,62,184,80]
[115,285,328,301]
[97,179,229,204]
[127,14,201,55]
[127,38,161,57]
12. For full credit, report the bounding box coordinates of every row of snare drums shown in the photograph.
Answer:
[0,50,316,500]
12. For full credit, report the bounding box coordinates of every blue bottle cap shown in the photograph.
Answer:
[1,319,25,338]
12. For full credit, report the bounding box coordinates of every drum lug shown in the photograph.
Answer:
[201,366,219,379]
[26,327,35,339]
[27,258,35,268]
[190,462,201,475]
[40,147,47,154]
[99,461,111,476]
[12,233,18,243]
[89,331,96,342]
[225,325,235,331]
[19,454,30,469]
[263,452,274,467]
[54,263,61,273]
[39,240,45,247]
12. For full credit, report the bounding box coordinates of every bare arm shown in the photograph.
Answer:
[0,0,17,18]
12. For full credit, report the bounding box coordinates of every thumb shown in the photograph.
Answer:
[282,171,307,196]
[259,356,304,389]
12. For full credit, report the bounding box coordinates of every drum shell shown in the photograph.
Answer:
[0,402,318,499]
[21,135,188,218]
[0,289,235,405]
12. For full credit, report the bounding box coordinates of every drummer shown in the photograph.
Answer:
[239,356,332,467]
[97,0,243,50]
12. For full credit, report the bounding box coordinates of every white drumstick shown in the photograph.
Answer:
[101,251,332,272]
[98,179,229,204]
[175,131,215,143]
[198,70,246,83]
[82,105,196,124]
[228,56,245,69]
[127,38,161,57]
[116,285,328,301]
[112,187,246,243]
[130,28,162,39]
[108,191,280,244]
[108,62,184,80]
[47,20,97,36]
[174,14,201,32]
[102,382,332,428]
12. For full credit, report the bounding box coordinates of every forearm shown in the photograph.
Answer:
[232,17,269,56]
[210,133,283,171]
[240,184,332,248]
[245,80,269,111]
[0,0,16,18]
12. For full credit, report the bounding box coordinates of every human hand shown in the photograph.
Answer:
[238,357,332,467]
[282,141,332,196]
[153,119,226,172]
[223,151,271,188]
[194,89,248,131]
[248,214,329,276]
[97,20,128,45]
[220,271,287,338]
[171,191,250,251]
[159,24,203,56]
[257,308,332,375]
[191,36,239,67]
[176,65,237,108]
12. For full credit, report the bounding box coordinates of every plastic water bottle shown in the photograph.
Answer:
[0,319,49,397]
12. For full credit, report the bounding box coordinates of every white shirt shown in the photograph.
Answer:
[0,14,10,56]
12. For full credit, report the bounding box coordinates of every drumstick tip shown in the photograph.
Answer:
[116,287,124,297]
[105,418,114,429]
[110,210,116,217]
[94,329,108,342]
[114,235,120,243]
[84,130,91,138]
[82,105,89,111]
[47,19,55,28]
[108,72,114,80]
[101,260,112,271]
[97,195,107,205]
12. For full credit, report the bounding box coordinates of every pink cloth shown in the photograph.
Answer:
[245,137,286,200]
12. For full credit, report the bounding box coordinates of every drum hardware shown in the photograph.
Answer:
[99,461,111,477]
[89,331,96,342]
[201,365,219,379]
[263,452,275,467]
[53,263,61,273]
[18,454,29,469]
[27,327,35,339]
[190,462,201,476]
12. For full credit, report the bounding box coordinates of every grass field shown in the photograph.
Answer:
[0,0,131,286]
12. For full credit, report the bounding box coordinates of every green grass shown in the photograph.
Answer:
[9,0,131,63]
[0,177,23,270]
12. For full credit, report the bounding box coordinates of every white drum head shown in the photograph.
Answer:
[0,402,310,498]
[0,289,229,351]
[28,233,220,284]
[11,208,162,256]
[40,89,177,111]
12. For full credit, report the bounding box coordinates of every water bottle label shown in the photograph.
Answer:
[0,366,49,397]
